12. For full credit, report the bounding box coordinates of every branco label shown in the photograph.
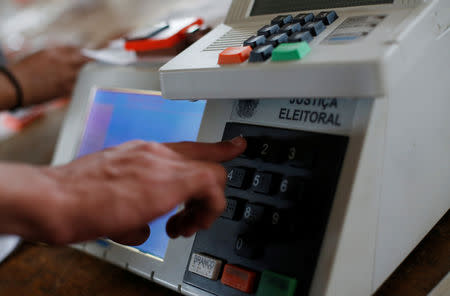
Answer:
[188,253,223,280]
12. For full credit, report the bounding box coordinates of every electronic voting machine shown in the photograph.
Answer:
[53,0,450,295]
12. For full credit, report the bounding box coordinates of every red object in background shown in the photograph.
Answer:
[125,18,204,52]
[2,98,70,132]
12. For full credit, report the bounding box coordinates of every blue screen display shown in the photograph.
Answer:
[77,89,206,259]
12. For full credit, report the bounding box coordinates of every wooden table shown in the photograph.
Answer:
[0,108,448,296]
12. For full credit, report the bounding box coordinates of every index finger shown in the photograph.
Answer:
[165,136,246,162]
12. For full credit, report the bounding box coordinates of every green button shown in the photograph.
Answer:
[256,270,297,296]
[271,42,311,62]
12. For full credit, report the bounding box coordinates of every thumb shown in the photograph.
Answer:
[165,137,246,162]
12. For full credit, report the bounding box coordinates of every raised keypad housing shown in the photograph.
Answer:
[184,123,348,296]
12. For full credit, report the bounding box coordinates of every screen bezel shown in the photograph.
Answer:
[248,0,394,17]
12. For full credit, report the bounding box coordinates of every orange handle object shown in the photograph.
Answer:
[125,18,204,52]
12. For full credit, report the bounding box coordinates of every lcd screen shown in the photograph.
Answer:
[77,88,206,260]
[250,0,393,16]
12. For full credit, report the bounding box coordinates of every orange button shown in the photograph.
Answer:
[221,264,257,293]
[218,46,252,64]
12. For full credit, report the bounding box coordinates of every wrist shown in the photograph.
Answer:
[0,165,64,240]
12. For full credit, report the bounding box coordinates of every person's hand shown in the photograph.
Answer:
[10,138,246,246]
[10,46,89,106]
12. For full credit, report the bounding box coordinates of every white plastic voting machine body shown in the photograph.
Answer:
[53,0,450,296]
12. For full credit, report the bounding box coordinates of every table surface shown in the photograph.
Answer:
[0,210,447,296]
[0,108,448,296]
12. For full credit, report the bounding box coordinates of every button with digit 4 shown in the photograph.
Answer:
[226,167,251,189]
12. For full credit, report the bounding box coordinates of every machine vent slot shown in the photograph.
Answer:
[203,27,258,52]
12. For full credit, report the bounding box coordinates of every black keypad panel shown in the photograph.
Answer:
[184,122,348,296]
[247,11,338,63]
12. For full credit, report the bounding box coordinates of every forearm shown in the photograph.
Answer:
[0,164,59,239]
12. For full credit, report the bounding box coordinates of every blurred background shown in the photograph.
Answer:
[0,0,231,62]
[0,0,232,163]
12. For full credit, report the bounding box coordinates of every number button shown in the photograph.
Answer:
[286,143,316,168]
[279,176,305,201]
[252,172,275,194]
[221,198,243,220]
[243,203,266,225]
[234,235,262,259]
[226,167,250,189]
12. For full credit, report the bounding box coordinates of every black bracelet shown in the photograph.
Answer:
[0,66,23,111]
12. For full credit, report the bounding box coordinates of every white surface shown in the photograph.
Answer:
[0,236,21,264]
[159,0,445,99]
[428,272,450,296]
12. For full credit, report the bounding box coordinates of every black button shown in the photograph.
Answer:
[234,235,262,259]
[280,23,302,36]
[302,21,326,36]
[288,31,313,43]
[315,11,338,25]
[286,142,316,169]
[293,13,315,25]
[269,208,292,236]
[252,172,277,194]
[279,176,306,201]
[226,167,251,188]
[271,15,294,27]
[244,137,282,162]
[243,35,266,48]
[257,24,280,37]
[243,203,266,225]
[266,33,289,47]
[221,198,243,220]
[249,44,274,63]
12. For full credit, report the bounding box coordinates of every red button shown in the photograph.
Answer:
[218,46,252,64]
[221,264,257,293]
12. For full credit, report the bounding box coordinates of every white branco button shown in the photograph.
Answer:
[188,253,223,280]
